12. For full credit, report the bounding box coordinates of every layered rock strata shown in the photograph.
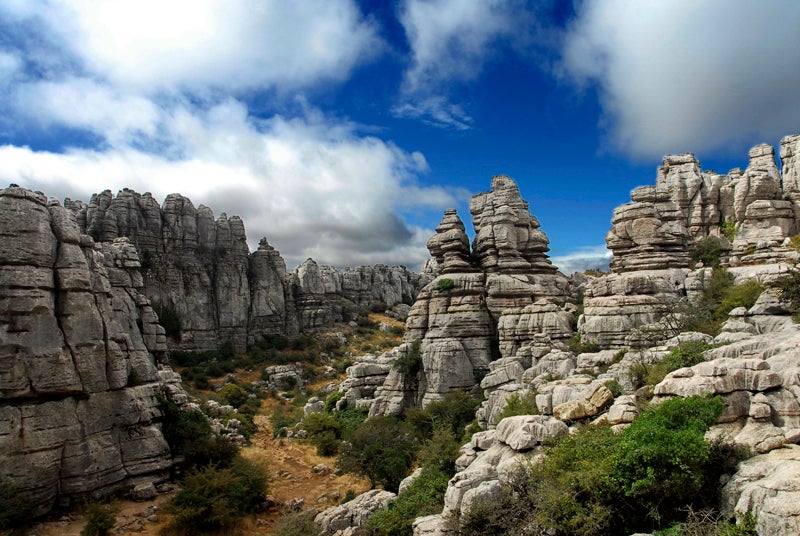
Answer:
[582,138,800,348]
[68,189,426,352]
[359,176,573,416]
[0,186,187,514]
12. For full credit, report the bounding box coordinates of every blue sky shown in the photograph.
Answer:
[2,1,800,273]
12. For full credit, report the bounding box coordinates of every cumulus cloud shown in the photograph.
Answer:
[4,0,381,92]
[561,0,800,158]
[0,102,462,269]
[550,245,611,275]
[0,0,464,269]
[395,0,521,128]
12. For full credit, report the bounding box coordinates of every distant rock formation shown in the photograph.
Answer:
[66,189,427,353]
[0,186,187,514]
[348,176,574,416]
[581,137,800,348]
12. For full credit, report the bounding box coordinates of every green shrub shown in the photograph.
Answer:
[720,222,737,242]
[568,332,600,353]
[416,427,461,475]
[153,301,181,340]
[717,280,763,318]
[325,390,346,413]
[337,417,418,492]
[436,278,455,292]
[159,398,238,469]
[334,406,369,440]
[392,340,422,382]
[218,384,249,408]
[80,501,119,536]
[272,510,321,536]
[459,395,726,535]
[654,509,757,536]
[610,396,726,525]
[604,379,623,398]
[690,237,724,267]
[0,477,31,532]
[270,393,309,438]
[493,391,538,424]
[302,412,342,456]
[646,340,711,386]
[773,270,800,321]
[360,467,450,536]
[166,457,267,533]
[405,391,481,440]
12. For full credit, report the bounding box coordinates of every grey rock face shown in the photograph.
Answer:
[315,489,396,535]
[69,189,426,352]
[364,176,574,417]
[0,186,188,515]
[581,137,800,348]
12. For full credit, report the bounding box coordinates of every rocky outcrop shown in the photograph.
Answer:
[0,186,188,514]
[581,138,800,348]
[68,189,427,352]
[359,176,573,417]
[315,489,395,535]
[721,444,800,535]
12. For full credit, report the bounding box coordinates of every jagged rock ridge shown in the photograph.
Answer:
[0,186,187,514]
[66,189,427,353]
[581,136,800,348]
[342,175,575,417]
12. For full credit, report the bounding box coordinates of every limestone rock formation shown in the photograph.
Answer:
[0,186,188,514]
[68,189,427,352]
[721,444,800,535]
[315,489,395,535]
[581,137,800,348]
[358,176,573,417]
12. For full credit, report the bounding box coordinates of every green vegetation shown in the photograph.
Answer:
[217,383,249,409]
[568,332,600,353]
[159,398,238,470]
[436,278,455,292]
[720,222,737,242]
[271,510,321,536]
[690,237,725,267]
[0,477,30,532]
[459,396,727,535]
[336,417,418,492]
[80,501,119,536]
[359,467,451,536]
[493,391,539,424]
[656,268,764,337]
[153,301,182,340]
[165,457,267,534]
[773,269,800,321]
[632,339,712,387]
[404,391,481,440]
[654,509,757,536]
[392,340,422,382]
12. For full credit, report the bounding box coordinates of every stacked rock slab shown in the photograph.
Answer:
[69,189,426,352]
[581,138,800,348]
[0,186,188,514]
[367,176,573,416]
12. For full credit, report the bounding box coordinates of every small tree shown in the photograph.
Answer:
[336,417,417,492]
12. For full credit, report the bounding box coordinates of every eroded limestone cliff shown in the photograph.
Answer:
[343,175,575,417]
[0,186,187,514]
[581,136,800,348]
[66,189,427,353]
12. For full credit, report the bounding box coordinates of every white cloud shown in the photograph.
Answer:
[0,103,459,269]
[14,77,161,144]
[395,0,521,127]
[0,1,463,269]
[561,0,800,158]
[550,245,611,275]
[18,0,381,92]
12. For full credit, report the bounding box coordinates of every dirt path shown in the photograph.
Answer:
[30,397,368,536]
